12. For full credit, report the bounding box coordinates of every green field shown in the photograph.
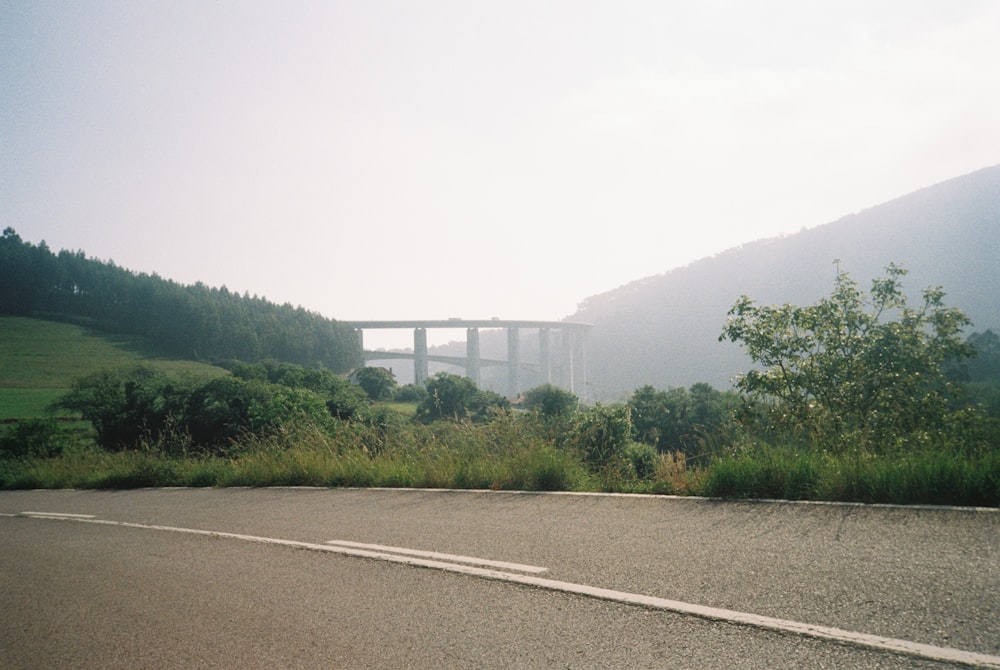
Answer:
[0,316,226,419]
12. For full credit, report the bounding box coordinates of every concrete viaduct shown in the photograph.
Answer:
[343,320,592,399]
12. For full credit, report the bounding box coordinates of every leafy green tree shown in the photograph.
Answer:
[228,362,268,382]
[416,372,509,422]
[231,360,369,420]
[719,263,973,447]
[628,385,674,447]
[1,228,58,315]
[628,383,738,455]
[522,384,578,418]
[183,376,333,450]
[354,367,398,401]
[53,365,185,451]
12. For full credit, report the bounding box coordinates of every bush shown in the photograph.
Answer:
[522,384,578,418]
[628,383,739,455]
[0,419,67,458]
[183,377,334,452]
[416,373,509,423]
[624,441,658,480]
[353,367,397,401]
[52,364,347,454]
[232,360,369,420]
[394,383,428,404]
[567,404,633,469]
[51,365,187,451]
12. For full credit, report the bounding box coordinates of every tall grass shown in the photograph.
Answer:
[2,396,996,506]
[1,418,592,492]
[702,443,999,506]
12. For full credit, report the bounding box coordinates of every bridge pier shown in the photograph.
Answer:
[507,327,520,397]
[561,329,576,394]
[539,328,551,384]
[414,328,428,385]
[466,327,480,386]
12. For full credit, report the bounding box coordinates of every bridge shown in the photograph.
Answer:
[343,319,593,399]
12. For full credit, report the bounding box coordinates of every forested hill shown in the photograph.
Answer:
[572,164,1000,399]
[0,228,362,372]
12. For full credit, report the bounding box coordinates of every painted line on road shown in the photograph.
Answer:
[22,512,97,519]
[11,512,1000,669]
[326,540,548,574]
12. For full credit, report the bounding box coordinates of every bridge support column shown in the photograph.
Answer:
[414,328,428,385]
[466,328,480,386]
[560,329,575,394]
[507,327,520,398]
[539,328,551,384]
[354,329,364,365]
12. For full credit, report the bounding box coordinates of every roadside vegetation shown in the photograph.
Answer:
[2,260,998,506]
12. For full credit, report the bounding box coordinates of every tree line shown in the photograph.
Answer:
[0,228,361,372]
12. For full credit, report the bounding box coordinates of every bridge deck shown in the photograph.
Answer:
[343,319,591,330]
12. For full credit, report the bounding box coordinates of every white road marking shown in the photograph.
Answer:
[326,539,548,574]
[22,512,97,519]
[10,512,1000,669]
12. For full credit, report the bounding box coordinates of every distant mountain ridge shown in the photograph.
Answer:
[570,164,1000,399]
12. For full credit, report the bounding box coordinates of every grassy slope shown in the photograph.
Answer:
[0,316,227,419]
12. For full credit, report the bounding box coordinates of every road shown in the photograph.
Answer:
[1,488,998,669]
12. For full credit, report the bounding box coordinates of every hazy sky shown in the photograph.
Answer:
[3,1,999,349]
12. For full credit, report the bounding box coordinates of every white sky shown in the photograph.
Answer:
[3,1,999,349]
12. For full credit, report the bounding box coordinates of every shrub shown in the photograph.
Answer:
[416,373,509,423]
[394,383,428,404]
[183,376,334,452]
[624,441,658,480]
[521,384,578,418]
[628,383,741,455]
[0,418,67,458]
[354,367,397,401]
[567,403,633,468]
[51,365,187,451]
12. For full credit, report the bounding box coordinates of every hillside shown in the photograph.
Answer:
[0,228,362,373]
[570,164,1000,399]
[0,316,226,419]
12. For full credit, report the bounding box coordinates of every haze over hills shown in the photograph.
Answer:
[409,165,1000,400]
[571,164,1000,399]
[6,166,996,405]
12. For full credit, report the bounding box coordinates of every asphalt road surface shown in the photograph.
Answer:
[2,488,998,669]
